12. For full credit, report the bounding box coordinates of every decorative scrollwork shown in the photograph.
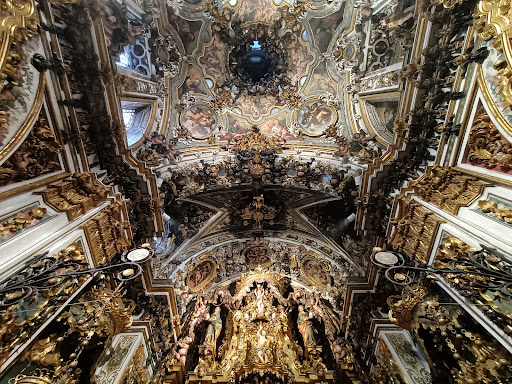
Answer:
[475,0,512,107]
[0,113,62,187]
[467,107,512,169]
[0,248,149,308]
[412,166,487,214]
[0,241,87,367]
[0,0,39,94]
[372,242,512,336]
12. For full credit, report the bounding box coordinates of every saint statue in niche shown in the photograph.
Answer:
[255,283,267,315]
[255,324,269,364]
[297,305,316,349]
[204,306,223,357]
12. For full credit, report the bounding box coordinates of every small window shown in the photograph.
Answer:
[117,51,131,69]
[122,108,136,130]
[116,37,151,76]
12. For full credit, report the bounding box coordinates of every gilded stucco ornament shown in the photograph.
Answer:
[154,34,181,76]
[231,127,282,152]
[467,107,512,169]
[0,205,48,241]
[59,285,135,344]
[240,195,276,229]
[478,198,512,223]
[0,0,38,94]
[389,197,445,264]
[387,284,428,331]
[475,0,512,108]
[81,203,131,265]
[411,166,487,214]
[42,173,111,220]
[0,113,62,187]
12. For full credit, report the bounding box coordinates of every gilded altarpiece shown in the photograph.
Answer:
[184,270,336,384]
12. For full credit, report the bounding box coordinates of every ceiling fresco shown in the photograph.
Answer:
[166,0,353,144]
[138,0,423,292]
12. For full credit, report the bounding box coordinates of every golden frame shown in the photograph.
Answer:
[292,97,338,137]
[0,0,38,84]
[474,0,512,137]
[0,75,46,164]
[300,253,332,290]
[186,257,217,293]
[179,104,219,140]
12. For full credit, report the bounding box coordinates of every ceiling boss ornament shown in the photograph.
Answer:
[241,194,276,229]
[208,0,303,103]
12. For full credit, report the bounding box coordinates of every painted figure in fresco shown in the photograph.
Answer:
[297,305,316,349]
[301,102,332,127]
[303,259,330,287]
[298,102,333,135]
[188,261,212,288]
[204,306,223,356]
[183,107,216,138]
[255,324,268,363]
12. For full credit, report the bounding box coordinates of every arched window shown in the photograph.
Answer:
[121,99,156,146]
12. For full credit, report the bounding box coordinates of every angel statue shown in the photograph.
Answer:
[204,306,223,358]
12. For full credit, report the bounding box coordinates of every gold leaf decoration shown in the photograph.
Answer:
[42,173,111,220]
[0,0,39,94]
[412,166,487,214]
[0,112,62,186]
[475,0,512,107]
[467,107,512,169]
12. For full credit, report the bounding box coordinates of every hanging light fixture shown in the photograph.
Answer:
[370,246,512,299]
[0,244,155,307]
